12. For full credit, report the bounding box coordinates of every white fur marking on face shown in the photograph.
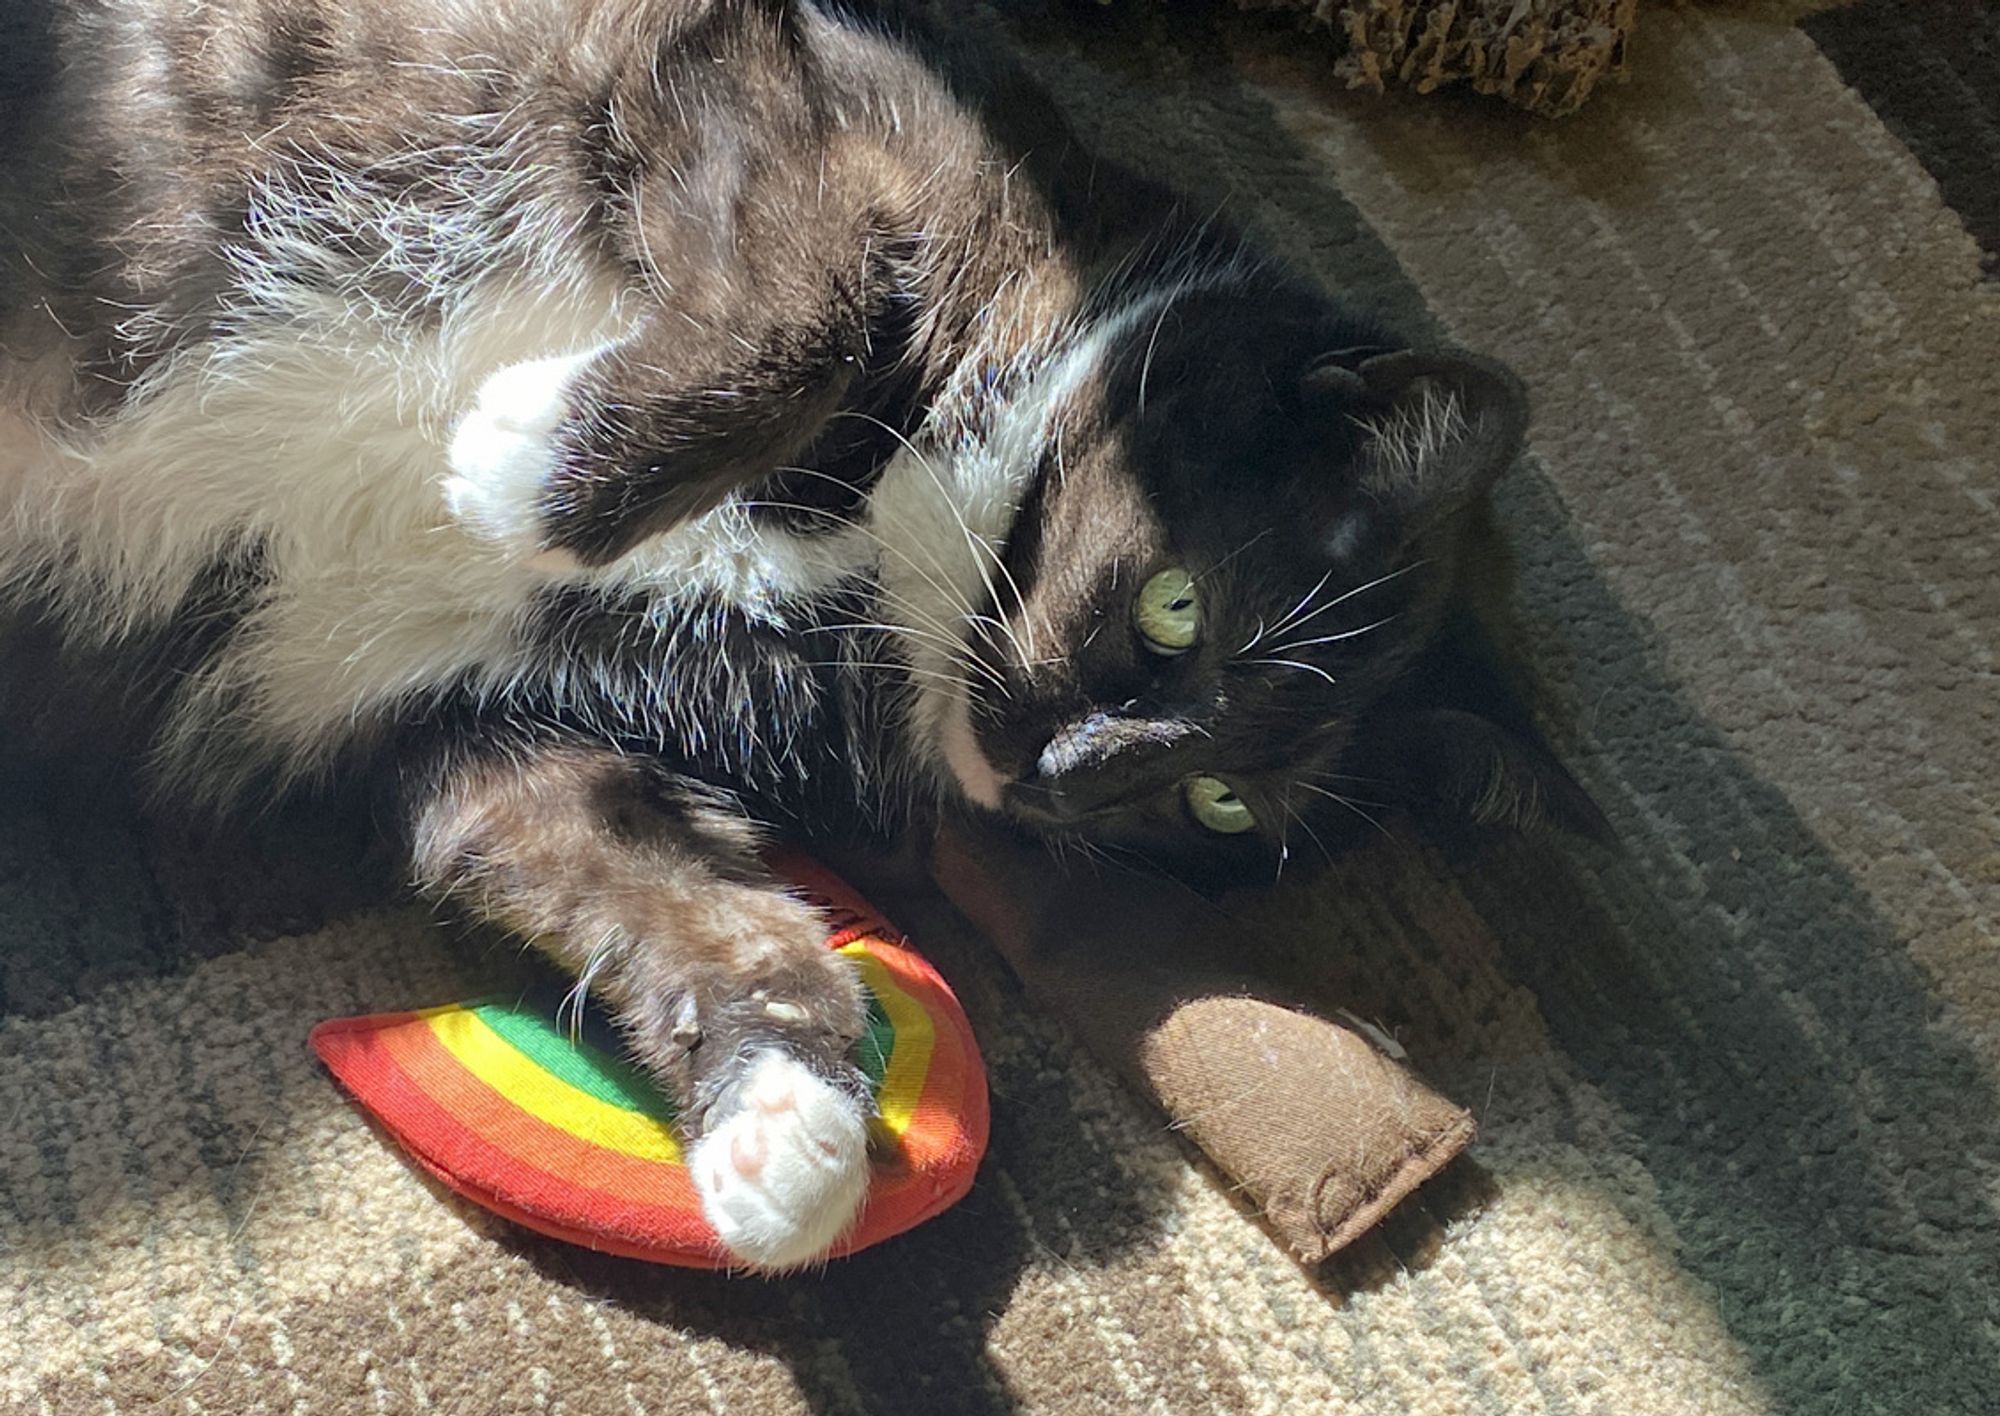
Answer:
[689,1051,871,1271]
[0,262,880,796]
[869,292,1181,805]
[444,349,600,565]
[939,690,1005,809]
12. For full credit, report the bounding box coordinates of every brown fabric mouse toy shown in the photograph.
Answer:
[931,821,1475,1265]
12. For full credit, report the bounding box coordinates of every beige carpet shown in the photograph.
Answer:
[5,2,1997,1410]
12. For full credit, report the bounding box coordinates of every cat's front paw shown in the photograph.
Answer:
[690,1050,872,1271]
[445,353,595,572]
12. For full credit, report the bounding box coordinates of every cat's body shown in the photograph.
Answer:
[1,0,1596,1267]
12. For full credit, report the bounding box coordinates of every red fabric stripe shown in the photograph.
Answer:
[311,857,990,1266]
[312,1012,721,1260]
[313,1000,986,1264]
[866,937,989,1166]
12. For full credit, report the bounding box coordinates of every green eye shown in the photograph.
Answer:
[1184,775,1256,835]
[1135,567,1200,655]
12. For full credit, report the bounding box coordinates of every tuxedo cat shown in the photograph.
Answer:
[0,0,1598,1267]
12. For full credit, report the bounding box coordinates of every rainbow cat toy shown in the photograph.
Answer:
[312,858,987,1267]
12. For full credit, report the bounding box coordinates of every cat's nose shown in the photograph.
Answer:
[1009,712,1197,825]
[1034,713,1120,782]
[999,715,1127,826]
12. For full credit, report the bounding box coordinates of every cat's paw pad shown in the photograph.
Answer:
[445,353,594,571]
[690,1050,871,1271]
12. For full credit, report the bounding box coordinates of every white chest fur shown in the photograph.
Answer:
[1,259,1153,803]
[0,273,873,793]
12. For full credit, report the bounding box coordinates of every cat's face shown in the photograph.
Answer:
[947,285,1594,883]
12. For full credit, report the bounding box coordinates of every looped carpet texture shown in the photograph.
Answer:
[3,1,1997,1410]
[1233,0,1642,116]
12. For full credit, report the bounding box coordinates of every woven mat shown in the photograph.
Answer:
[4,2,1997,1410]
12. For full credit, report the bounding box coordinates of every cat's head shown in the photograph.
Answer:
[928,279,1603,885]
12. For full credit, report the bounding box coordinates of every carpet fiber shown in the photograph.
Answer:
[4,2,1997,1411]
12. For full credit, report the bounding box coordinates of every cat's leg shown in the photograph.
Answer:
[406,738,874,1269]
[445,282,880,574]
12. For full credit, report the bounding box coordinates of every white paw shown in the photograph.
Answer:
[444,352,594,571]
[690,1051,871,1271]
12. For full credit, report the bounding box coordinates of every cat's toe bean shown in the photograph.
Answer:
[760,998,810,1025]
[443,351,595,568]
[690,1050,871,1271]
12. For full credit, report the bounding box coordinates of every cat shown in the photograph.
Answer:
[0,0,1601,1268]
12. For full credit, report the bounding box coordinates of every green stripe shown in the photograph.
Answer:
[466,981,897,1118]
[470,1000,674,1118]
[855,990,894,1091]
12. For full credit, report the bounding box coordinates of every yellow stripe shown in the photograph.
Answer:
[840,944,933,1136]
[423,947,932,1160]
[424,1008,685,1164]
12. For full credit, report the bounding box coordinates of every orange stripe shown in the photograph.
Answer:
[421,1008,684,1162]
[375,1005,978,1249]
[315,891,989,1266]
[312,1013,720,1259]
[377,1011,704,1212]
[767,861,990,1181]
[866,939,986,1164]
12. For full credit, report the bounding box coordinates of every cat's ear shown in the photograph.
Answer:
[1384,707,1614,842]
[1304,349,1529,554]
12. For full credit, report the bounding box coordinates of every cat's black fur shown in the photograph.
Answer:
[0,0,1600,1265]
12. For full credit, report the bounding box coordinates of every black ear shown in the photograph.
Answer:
[1386,708,1614,843]
[1305,349,1530,549]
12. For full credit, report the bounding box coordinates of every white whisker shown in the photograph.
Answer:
[1192,528,1274,586]
[831,409,1038,671]
[1245,565,1335,654]
[1247,657,1339,688]
[1279,793,1333,876]
[1270,612,1401,656]
[1279,561,1427,640]
[1295,779,1391,839]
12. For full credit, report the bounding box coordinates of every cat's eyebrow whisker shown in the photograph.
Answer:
[1303,765,1389,788]
[1239,559,1427,657]
[1269,612,1401,656]
[1247,657,1339,688]
[1294,779,1392,839]
[1072,837,1120,874]
[1246,565,1335,654]
[1274,800,1325,887]
[1275,561,1428,642]
[1192,527,1274,587]
[1135,282,1187,421]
